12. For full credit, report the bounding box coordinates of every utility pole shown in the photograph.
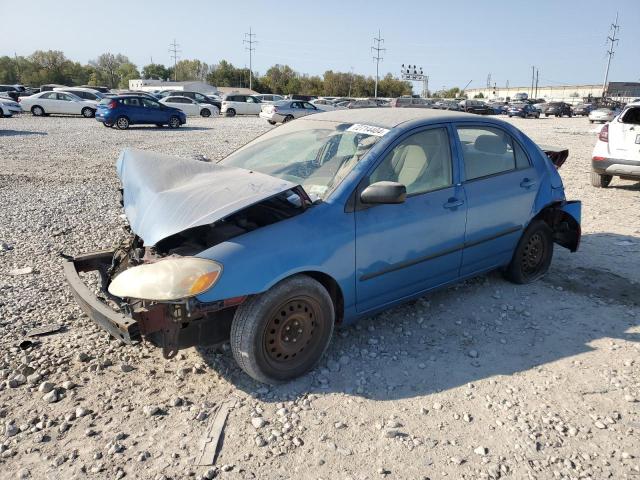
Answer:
[168,39,181,82]
[486,73,491,88]
[535,69,539,98]
[602,12,620,98]
[244,27,257,91]
[371,30,385,98]
[530,66,535,98]
[14,53,20,83]
[348,66,354,97]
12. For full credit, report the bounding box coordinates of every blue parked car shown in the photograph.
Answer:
[64,109,581,383]
[95,95,186,129]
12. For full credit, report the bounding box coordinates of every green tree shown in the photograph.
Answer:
[117,62,140,89]
[473,92,485,99]
[142,63,170,80]
[90,53,133,88]
[175,59,210,81]
[0,56,19,84]
[206,60,239,87]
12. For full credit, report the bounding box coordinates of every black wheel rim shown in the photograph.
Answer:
[262,296,325,372]
[521,232,546,279]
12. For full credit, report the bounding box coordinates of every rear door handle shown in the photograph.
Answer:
[520,178,537,189]
[443,198,464,209]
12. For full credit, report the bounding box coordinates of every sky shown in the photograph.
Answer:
[2,0,639,91]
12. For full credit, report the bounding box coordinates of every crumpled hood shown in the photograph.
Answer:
[116,148,297,246]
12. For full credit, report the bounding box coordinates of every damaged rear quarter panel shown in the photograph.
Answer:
[194,200,356,314]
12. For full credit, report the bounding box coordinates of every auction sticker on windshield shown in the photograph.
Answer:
[347,124,390,137]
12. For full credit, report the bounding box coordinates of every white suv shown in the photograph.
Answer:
[220,95,262,116]
[591,105,640,187]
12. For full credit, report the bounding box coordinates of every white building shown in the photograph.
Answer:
[128,79,218,95]
[464,81,640,104]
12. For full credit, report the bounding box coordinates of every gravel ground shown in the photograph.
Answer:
[0,114,639,480]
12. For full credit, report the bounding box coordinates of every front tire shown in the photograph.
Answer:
[31,106,45,116]
[268,120,276,125]
[283,115,294,123]
[226,108,236,117]
[168,116,181,128]
[590,171,612,188]
[200,108,211,117]
[230,275,335,384]
[82,107,95,118]
[504,220,553,284]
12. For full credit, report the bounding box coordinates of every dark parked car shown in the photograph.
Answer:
[286,94,317,102]
[459,99,492,115]
[157,90,222,111]
[0,85,20,101]
[572,103,594,116]
[507,103,541,118]
[544,102,572,117]
[389,97,434,108]
[79,85,111,93]
[95,96,186,130]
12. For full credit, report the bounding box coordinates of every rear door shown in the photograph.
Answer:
[609,107,640,161]
[454,124,539,276]
[120,97,144,122]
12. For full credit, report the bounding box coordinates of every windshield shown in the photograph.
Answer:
[220,120,384,200]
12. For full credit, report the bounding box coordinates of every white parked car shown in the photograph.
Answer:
[159,96,219,117]
[310,99,345,111]
[590,105,640,187]
[588,107,619,124]
[220,94,262,116]
[20,91,97,117]
[254,94,284,104]
[54,87,104,102]
[0,98,23,116]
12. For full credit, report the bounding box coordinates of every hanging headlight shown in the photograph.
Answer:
[108,257,222,301]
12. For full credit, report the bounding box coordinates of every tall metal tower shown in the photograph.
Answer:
[371,30,385,98]
[168,39,181,82]
[602,13,620,98]
[244,27,257,91]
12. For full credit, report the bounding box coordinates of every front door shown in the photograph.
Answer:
[454,125,540,276]
[355,126,467,313]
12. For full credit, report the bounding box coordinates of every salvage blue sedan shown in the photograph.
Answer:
[64,109,581,384]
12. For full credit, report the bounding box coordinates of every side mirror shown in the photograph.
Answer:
[360,181,407,205]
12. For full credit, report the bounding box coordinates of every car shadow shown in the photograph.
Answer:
[196,233,639,401]
[610,181,640,191]
[115,126,213,131]
[0,129,47,137]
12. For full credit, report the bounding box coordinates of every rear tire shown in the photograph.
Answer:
[81,107,95,118]
[226,108,236,117]
[590,171,612,188]
[504,220,553,284]
[115,116,129,130]
[103,122,113,128]
[230,275,334,384]
[268,120,276,125]
[31,106,45,116]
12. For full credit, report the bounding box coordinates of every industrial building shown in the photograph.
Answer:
[464,81,640,103]
[128,79,218,95]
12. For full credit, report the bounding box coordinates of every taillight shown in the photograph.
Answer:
[592,156,606,161]
[598,123,609,142]
[272,106,278,112]
[107,100,117,109]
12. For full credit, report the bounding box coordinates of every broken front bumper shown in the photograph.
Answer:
[63,250,234,358]
[62,250,141,344]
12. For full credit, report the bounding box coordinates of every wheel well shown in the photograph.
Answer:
[532,203,580,252]
[301,271,344,324]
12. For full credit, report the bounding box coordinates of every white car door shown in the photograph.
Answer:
[37,92,58,112]
[57,93,81,114]
[609,107,640,161]
[245,96,261,115]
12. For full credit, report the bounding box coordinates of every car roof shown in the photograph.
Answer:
[301,108,476,128]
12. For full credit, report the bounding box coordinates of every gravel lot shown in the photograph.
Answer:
[1,114,639,480]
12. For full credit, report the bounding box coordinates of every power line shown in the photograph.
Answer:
[371,29,385,98]
[602,12,620,98]
[168,39,181,82]
[244,27,257,91]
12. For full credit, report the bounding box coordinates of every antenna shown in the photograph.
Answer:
[602,12,620,98]
[244,27,257,91]
[168,39,181,82]
[371,30,385,98]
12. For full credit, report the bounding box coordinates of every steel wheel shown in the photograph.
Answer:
[504,220,553,284]
[520,232,546,279]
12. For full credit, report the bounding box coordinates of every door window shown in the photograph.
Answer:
[369,128,453,195]
[41,92,56,99]
[246,96,257,103]
[121,97,141,106]
[457,126,526,180]
[57,93,73,101]
[142,98,161,109]
[621,107,640,124]
[303,102,316,110]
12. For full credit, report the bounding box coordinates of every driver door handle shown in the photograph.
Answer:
[443,198,464,209]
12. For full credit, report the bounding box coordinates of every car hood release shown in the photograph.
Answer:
[116,148,299,246]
